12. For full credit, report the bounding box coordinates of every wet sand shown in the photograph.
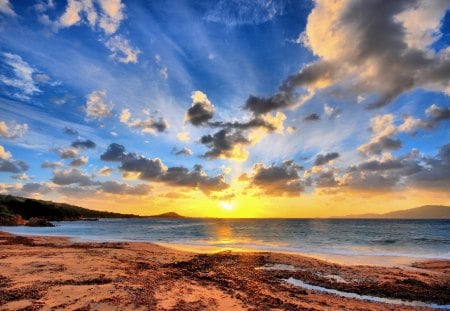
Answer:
[0,231,449,310]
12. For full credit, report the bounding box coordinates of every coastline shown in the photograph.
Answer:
[1,231,449,310]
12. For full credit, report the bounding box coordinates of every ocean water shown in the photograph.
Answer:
[1,218,450,262]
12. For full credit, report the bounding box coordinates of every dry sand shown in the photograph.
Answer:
[0,231,449,310]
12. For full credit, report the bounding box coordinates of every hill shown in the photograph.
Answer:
[338,205,450,219]
[148,212,186,218]
[0,194,139,225]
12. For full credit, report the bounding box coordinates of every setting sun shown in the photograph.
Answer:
[219,201,234,211]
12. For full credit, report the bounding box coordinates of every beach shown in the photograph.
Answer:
[0,231,449,310]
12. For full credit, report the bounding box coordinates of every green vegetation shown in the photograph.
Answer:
[0,194,139,223]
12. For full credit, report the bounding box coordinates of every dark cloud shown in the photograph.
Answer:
[21,183,52,194]
[245,160,304,196]
[127,117,169,133]
[159,165,228,194]
[100,143,126,161]
[99,181,151,195]
[41,161,63,169]
[315,171,339,188]
[174,147,193,156]
[120,154,167,179]
[52,168,96,186]
[0,159,28,173]
[303,113,320,121]
[186,101,214,126]
[100,143,229,193]
[244,93,292,115]
[426,104,450,124]
[63,127,78,136]
[70,157,88,167]
[243,1,450,115]
[407,143,450,190]
[71,139,96,149]
[314,152,340,166]
[200,129,250,159]
[359,136,402,155]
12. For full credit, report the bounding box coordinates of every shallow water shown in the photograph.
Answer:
[1,218,449,264]
[284,277,450,309]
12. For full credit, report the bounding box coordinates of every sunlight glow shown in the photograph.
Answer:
[219,201,234,211]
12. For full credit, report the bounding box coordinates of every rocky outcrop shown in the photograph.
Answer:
[0,214,26,226]
[25,218,55,227]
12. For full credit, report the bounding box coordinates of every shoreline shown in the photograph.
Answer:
[1,231,450,310]
[1,226,445,268]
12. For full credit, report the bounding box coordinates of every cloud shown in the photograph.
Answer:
[98,166,112,176]
[99,181,150,195]
[57,0,124,34]
[200,128,250,161]
[100,143,125,161]
[0,0,16,16]
[41,161,63,169]
[97,0,125,34]
[70,156,89,167]
[52,168,96,186]
[407,143,450,190]
[119,109,169,134]
[105,35,141,63]
[176,131,190,142]
[244,93,293,115]
[184,89,287,160]
[85,90,112,117]
[100,143,229,193]
[185,91,215,126]
[63,127,79,136]
[57,147,79,159]
[21,182,52,194]
[358,114,401,155]
[0,121,28,139]
[205,0,286,26]
[0,145,11,160]
[244,160,304,196]
[426,104,450,123]
[71,139,96,149]
[11,173,30,181]
[174,147,192,156]
[314,152,340,166]
[297,0,450,109]
[303,113,320,121]
[0,53,43,100]
[0,159,28,173]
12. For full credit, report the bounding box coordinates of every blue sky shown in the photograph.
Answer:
[0,0,449,216]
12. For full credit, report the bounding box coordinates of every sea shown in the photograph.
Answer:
[2,218,450,265]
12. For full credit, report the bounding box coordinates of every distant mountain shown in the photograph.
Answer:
[0,194,140,225]
[338,205,450,219]
[148,212,186,218]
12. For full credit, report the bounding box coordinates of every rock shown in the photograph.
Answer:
[0,214,26,226]
[25,217,55,227]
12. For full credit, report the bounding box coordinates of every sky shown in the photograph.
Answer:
[0,0,449,218]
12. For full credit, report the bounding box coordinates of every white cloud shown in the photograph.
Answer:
[57,0,124,34]
[120,109,170,135]
[0,121,28,139]
[0,53,41,100]
[105,35,141,63]
[0,0,16,16]
[0,145,11,160]
[176,131,190,142]
[85,90,112,117]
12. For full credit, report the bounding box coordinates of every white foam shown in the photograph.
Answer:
[284,277,450,309]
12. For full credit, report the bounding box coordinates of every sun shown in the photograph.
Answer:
[219,201,234,211]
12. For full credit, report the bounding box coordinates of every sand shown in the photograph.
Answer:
[0,231,449,310]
